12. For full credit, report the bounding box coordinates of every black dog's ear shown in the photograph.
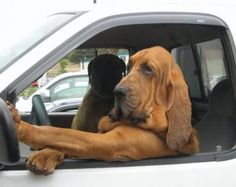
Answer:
[88,58,95,84]
[117,58,126,77]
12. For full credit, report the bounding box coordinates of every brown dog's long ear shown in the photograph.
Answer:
[166,64,192,151]
[88,58,95,84]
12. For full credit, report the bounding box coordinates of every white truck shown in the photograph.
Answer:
[1,2,236,187]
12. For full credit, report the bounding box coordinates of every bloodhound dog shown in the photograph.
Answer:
[8,46,199,175]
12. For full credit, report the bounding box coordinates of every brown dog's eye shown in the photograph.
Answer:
[141,63,154,76]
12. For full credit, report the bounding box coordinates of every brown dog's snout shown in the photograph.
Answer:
[114,86,128,99]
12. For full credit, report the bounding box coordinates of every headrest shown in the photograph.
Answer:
[208,79,236,116]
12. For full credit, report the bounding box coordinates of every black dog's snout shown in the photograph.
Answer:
[114,86,128,99]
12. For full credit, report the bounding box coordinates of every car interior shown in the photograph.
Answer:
[4,22,236,169]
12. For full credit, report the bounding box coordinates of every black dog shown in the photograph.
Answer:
[71,54,126,132]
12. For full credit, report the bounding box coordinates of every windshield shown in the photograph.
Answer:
[0,13,81,73]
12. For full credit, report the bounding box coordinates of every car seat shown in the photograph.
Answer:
[195,79,236,152]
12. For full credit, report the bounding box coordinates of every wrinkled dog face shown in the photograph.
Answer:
[110,47,174,123]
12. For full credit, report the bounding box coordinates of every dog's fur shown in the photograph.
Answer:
[8,46,199,176]
[71,54,126,132]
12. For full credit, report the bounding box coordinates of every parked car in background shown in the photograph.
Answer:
[16,72,89,112]
[1,2,236,187]
[46,97,83,112]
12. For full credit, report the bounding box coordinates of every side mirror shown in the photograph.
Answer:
[0,98,20,166]
[40,89,50,102]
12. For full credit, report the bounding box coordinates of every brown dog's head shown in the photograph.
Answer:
[88,54,126,97]
[110,46,192,151]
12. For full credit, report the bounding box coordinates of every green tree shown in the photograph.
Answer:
[59,59,69,74]
[67,50,81,64]
[67,49,97,64]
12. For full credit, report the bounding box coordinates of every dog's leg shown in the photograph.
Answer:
[98,116,122,133]
[98,106,168,134]
[8,103,175,161]
[17,122,176,161]
[137,106,168,133]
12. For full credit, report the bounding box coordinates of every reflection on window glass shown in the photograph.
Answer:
[196,39,226,93]
[0,14,75,72]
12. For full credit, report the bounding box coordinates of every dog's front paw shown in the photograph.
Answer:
[98,116,114,133]
[6,101,21,124]
[98,116,122,133]
[26,148,64,175]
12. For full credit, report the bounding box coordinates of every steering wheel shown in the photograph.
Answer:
[0,98,20,164]
[29,95,51,126]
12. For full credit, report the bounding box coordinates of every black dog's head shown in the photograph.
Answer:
[88,54,126,97]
